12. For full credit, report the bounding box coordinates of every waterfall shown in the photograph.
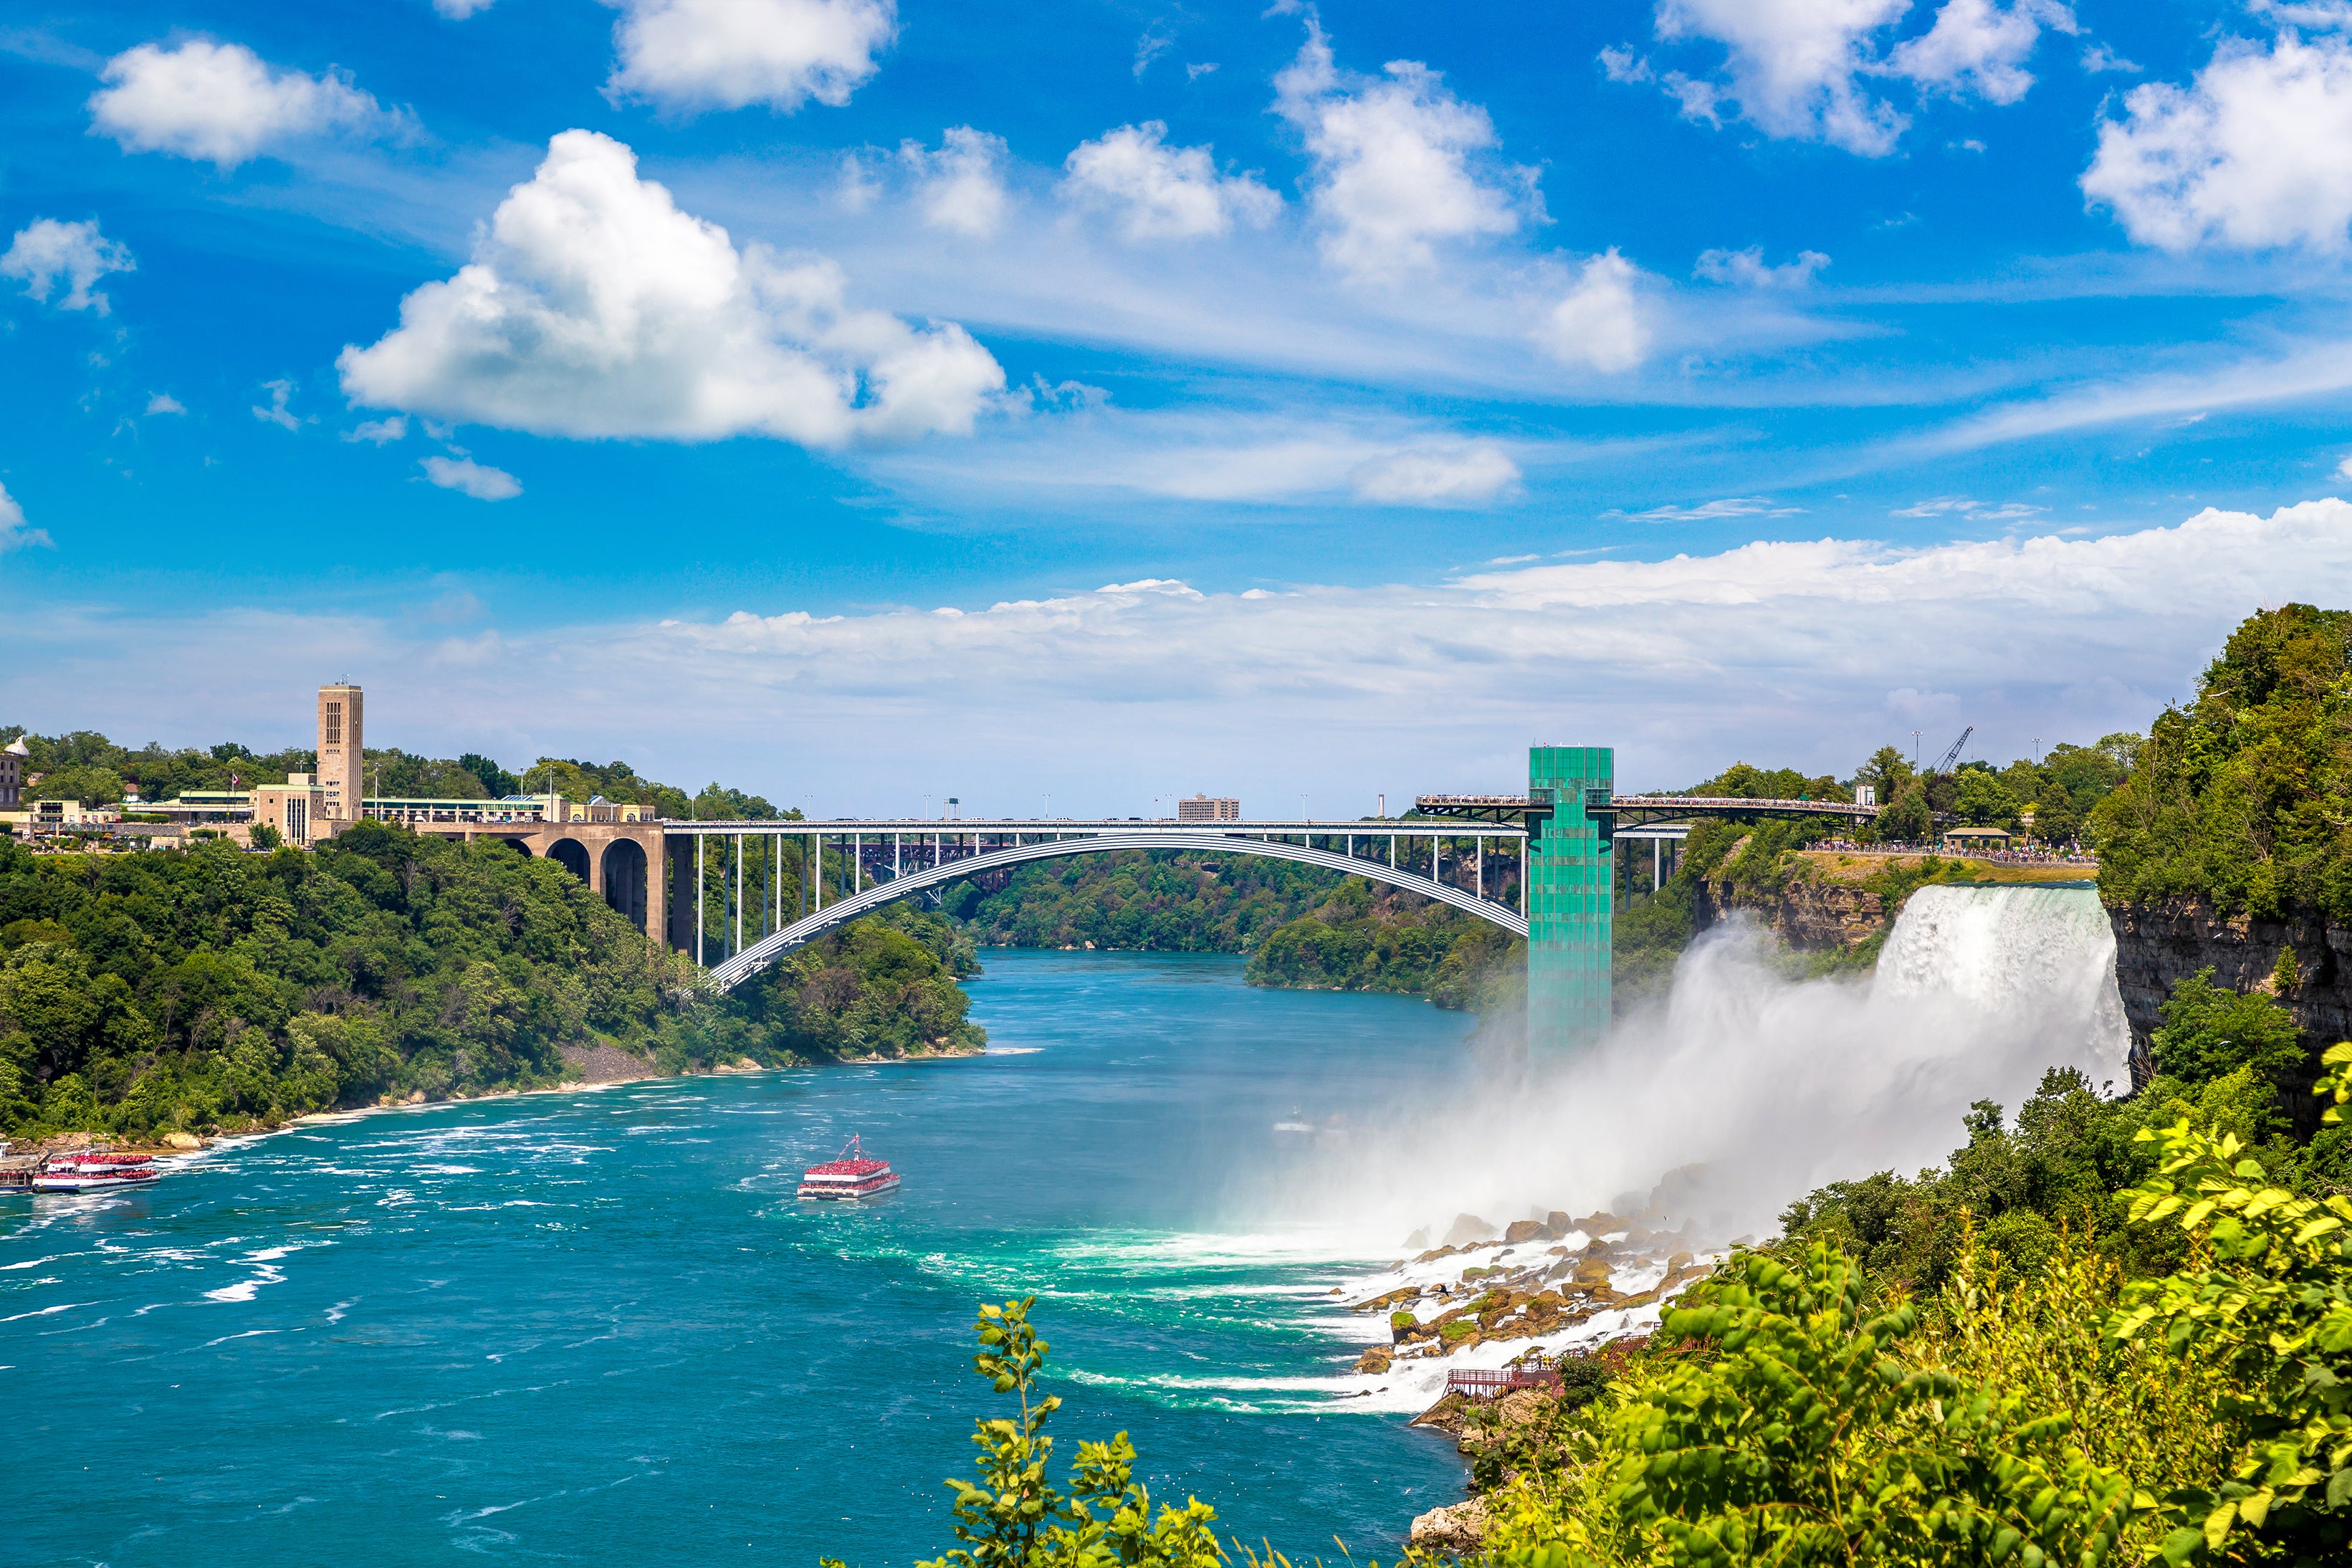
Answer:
[1283,880,2134,1247]
[1874,884,2130,1073]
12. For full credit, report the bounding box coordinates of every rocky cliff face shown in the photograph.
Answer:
[2106,897,2352,1101]
[1696,876,1890,954]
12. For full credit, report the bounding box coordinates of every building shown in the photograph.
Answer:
[0,737,22,809]
[252,774,328,846]
[1177,794,1241,823]
[317,683,363,824]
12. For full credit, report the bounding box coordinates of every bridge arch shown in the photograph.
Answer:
[547,838,591,881]
[704,831,1528,993]
[601,838,649,931]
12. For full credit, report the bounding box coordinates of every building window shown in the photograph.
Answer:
[325,701,343,747]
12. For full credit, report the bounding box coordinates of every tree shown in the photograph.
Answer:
[2110,1042,2352,1564]
[1878,783,1933,843]
[865,1298,1223,1568]
[1954,768,2020,828]
[457,752,519,798]
[247,821,283,851]
[1855,744,1916,803]
[2149,967,2302,1086]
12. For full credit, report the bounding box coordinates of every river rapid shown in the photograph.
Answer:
[3,951,1475,1566]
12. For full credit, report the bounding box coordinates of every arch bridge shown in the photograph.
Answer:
[411,749,1879,1053]
[664,820,1533,995]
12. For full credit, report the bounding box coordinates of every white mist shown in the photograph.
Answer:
[1265,884,2130,1250]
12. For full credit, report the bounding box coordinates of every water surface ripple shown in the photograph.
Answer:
[4,950,1471,1564]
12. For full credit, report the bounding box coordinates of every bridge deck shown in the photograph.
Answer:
[660,818,1526,836]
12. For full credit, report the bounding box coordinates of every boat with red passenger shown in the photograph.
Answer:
[797,1136,900,1201]
[32,1149,162,1193]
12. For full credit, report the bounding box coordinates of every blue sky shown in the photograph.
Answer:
[6,0,2352,812]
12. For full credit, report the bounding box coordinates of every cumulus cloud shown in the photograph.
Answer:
[1061,123,1281,240]
[0,484,54,553]
[1888,0,2078,103]
[606,0,896,113]
[421,455,522,499]
[436,0,498,14]
[338,130,1004,446]
[1635,0,2075,156]
[1351,444,1521,504]
[1,218,134,313]
[899,126,1010,238]
[1693,244,1830,287]
[2082,33,2352,251]
[88,39,395,168]
[1274,21,1529,279]
[1536,250,1649,373]
[145,392,185,415]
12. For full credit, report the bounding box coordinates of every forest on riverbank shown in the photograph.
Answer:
[0,821,980,1139]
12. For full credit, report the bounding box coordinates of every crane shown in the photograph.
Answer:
[1929,726,1974,778]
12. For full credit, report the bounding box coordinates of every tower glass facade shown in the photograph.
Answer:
[1525,745,1612,1055]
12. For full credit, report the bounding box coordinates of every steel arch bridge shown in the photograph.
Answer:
[702,829,1528,993]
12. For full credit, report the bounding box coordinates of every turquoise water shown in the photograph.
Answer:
[4,950,1474,1566]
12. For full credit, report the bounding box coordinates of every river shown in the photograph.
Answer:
[2,950,1476,1566]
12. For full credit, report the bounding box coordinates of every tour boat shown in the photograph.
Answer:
[797,1137,900,1201]
[35,1152,160,1192]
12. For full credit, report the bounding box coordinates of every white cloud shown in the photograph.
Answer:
[2079,42,2140,74]
[1061,123,1281,241]
[421,455,522,499]
[1351,444,1521,504]
[1645,0,2074,156]
[1653,0,1913,153]
[2334,452,2352,479]
[27,505,2352,812]
[1890,494,2044,519]
[899,126,1009,239]
[338,130,1004,446]
[252,379,302,431]
[1273,21,1529,279]
[89,39,395,168]
[2082,34,2352,252]
[606,0,895,113]
[1537,249,1649,373]
[436,0,497,14]
[1693,244,1830,287]
[345,416,408,444]
[145,392,185,415]
[1888,0,2077,105]
[1,218,134,313]
[0,484,54,553]
[1611,496,1805,522]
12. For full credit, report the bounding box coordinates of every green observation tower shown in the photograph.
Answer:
[1524,745,1613,1055]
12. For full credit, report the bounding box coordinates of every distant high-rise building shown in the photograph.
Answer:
[317,683,363,822]
[0,736,24,808]
[1177,794,1240,822]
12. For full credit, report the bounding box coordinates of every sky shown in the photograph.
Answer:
[6,0,2352,813]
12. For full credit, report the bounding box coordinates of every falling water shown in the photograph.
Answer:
[1274,881,2133,1248]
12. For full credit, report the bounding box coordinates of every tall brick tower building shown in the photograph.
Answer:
[317,683,363,823]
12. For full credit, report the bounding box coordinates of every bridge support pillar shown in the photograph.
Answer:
[1526,746,1613,1056]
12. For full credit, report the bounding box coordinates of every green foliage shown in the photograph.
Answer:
[958,850,1344,954]
[1954,768,2021,828]
[9,727,312,804]
[904,1298,1223,1568]
[2094,603,2352,916]
[2150,967,2303,1093]
[1878,783,1933,843]
[458,752,520,798]
[1603,1243,2141,1568]
[1246,876,1521,1010]
[248,821,283,851]
[0,825,980,1137]
[517,757,705,820]
[2107,1042,2352,1565]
